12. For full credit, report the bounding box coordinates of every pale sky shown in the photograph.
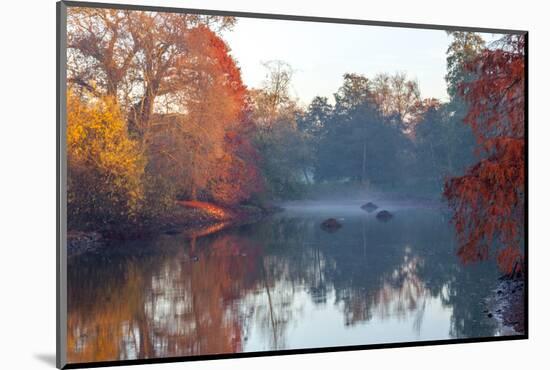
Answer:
[222,17,502,106]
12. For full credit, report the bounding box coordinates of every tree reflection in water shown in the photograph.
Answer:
[68,234,261,362]
[67,208,500,363]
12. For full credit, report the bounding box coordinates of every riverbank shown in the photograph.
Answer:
[485,276,525,334]
[67,201,280,257]
[67,230,105,257]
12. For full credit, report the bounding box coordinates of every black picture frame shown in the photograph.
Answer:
[56,1,529,368]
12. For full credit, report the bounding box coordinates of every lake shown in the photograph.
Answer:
[67,198,506,363]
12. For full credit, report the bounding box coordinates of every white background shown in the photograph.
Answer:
[0,0,547,369]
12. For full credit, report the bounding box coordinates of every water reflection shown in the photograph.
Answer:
[67,203,501,363]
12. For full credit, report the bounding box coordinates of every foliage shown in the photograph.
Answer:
[371,72,423,133]
[148,25,261,203]
[67,9,263,228]
[445,31,486,98]
[208,131,264,206]
[310,74,412,186]
[67,90,145,228]
[414,32,486,192]
[444,35,525,274]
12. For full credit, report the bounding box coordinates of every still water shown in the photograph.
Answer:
[67,199,505,363]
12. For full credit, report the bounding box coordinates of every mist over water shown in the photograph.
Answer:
[280,190,443,217]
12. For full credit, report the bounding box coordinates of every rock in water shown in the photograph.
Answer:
[376,210,393,222]
[360,202,378,212]
[320,218,342,232]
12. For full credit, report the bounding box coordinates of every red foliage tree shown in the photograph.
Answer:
[444,35,526,275]
[189,25,264,205]
[208,131,264,206]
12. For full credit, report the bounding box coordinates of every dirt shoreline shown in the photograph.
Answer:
[67,203,279,257]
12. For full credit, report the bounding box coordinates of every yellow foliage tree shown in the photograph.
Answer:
[67,91,145,228]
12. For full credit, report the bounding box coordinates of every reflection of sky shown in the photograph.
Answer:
[222,17,502,105]
[243,265,453,352]
[244,288,454,352]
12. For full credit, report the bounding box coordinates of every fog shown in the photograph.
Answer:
[279,190,442,217]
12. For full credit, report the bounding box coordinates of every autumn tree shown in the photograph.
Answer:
[253,61,295,131]
[146,25,262,205]
[67,8,135,97]
[444,35,525,275]
[67,8,235,142]
[191,27,263,205]
[67,90,145,228]
[68,8,265,215]
[371,72,422,134]
[208,132,264,206]
[149,25,239,201]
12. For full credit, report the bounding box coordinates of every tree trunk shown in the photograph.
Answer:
[128,85,156,139]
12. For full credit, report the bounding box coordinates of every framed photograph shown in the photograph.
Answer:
[56,1,528,368]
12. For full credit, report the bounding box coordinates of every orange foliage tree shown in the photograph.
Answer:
[444,35,525,274]
[147,24,263,205]
[68,8,263,221]
[189,26,263,205]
